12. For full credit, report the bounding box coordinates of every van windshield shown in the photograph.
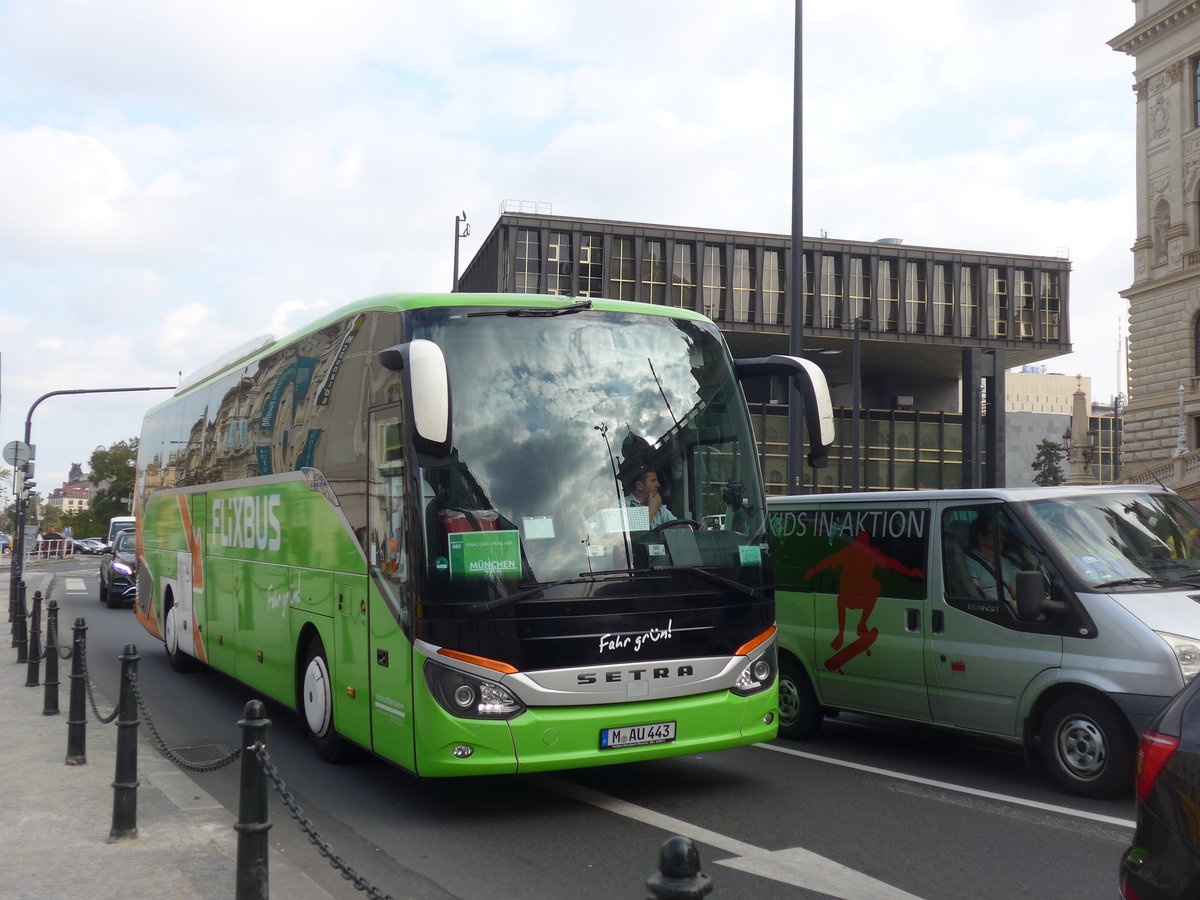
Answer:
[1024,491,1200,590]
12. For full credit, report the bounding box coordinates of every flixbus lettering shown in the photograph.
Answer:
[771,486,1200,803]
[211,495,283,551]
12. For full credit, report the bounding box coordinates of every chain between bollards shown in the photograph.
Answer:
[65,618,87,765]
[235,700,272,900]
[24,591,42,687]
[108,643,140,842]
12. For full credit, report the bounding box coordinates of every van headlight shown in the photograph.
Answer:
[731,651,776,697]
[1157,632,1200,682]
[424,661,526,719]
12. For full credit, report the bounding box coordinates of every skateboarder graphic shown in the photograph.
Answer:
[806,531,923,674]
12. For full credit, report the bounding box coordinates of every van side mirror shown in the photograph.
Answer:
[377,339,452,464]
[1015,570,1067,620]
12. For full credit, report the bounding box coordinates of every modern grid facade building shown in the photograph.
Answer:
[458,208,1075,494]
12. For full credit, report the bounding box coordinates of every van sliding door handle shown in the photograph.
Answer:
[905,608,919,631]
[932,610,944,634]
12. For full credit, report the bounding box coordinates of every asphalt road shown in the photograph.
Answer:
[52,560,1132,900]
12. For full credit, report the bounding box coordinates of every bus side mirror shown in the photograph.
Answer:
[378,340,452,464]
[733,354,835,468]
[1015,570,1067,620]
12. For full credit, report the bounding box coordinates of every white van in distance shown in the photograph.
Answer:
[769,485,1200,799]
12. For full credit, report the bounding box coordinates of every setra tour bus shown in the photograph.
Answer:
[133,293,833,775]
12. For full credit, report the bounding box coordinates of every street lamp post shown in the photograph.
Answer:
[452,211,470,293]
[851,317,866,491]
[9,386,174,597]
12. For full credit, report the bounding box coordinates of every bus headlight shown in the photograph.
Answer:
[731,652,776,696]
[424,661,526,720]
[1157,632,1200,682]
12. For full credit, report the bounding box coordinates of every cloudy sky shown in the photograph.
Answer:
[0,0,1138,499]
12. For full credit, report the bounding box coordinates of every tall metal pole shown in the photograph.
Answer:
[452,211,470,292]
[852,318,862,491]
[786,0,805,492]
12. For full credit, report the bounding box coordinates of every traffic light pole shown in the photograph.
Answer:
[9,386,174,599]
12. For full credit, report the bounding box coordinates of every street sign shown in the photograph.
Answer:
[3,440,32,467]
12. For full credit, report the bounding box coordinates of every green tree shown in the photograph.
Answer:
[89,438,139,525]
[1032,439,1065,486]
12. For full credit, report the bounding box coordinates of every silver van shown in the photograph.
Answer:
[769,485,1200,799]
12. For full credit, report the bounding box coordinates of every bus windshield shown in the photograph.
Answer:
[1024,490,1200,590]
[406,306,768,598]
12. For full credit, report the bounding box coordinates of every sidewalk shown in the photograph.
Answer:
[0,563,339,900]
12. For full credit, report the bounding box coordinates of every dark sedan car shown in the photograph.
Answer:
[1120,676,1200,899]
[98,530,137,609]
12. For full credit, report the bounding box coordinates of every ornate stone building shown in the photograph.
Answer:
[1111,1,1200,499]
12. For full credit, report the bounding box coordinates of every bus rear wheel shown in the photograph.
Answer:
[301,638,346,763]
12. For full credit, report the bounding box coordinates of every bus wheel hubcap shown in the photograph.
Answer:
[303,656,332,737]
[165,606,180,654]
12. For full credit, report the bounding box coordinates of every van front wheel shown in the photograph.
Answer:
[777,657,823,740]
[1039,694,1133,799]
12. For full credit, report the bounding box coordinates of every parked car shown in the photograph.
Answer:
[1120,675,1200,899]
[71,538,103,555]
[99,530,137,609]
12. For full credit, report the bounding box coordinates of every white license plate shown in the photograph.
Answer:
[600,720,676,749]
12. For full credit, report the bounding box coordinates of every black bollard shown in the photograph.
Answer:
[42,600,60,715]
[24,591,42,687]
[646,836,713,900]
[13,581,27,658]
[235,700,272,900]
[108,644,140,842]
[65,618,87,765]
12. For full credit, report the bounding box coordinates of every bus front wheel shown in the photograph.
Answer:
[300,638,346,763]
[164,600,199,673]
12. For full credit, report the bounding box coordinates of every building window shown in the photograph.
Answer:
[1039,272,1060,341]
[612,237,636,301]
[904,261,925,334]
[1194,314,1200,379]
[642,240,666,304]
[671,243,696,309]
[547,231,572,295]
[732,247,755,322]
[819,254,841,327]
[849,256,870,324]
[515,228,540,293]
[1015,269,1035,339]
[988,267,1008,337]
[878,259,898,332]
[763,250,784,324]
[578,234,602,296]
[1194,57,1200,127]
[932,264,952,335]
[960,266,979,337]
[802,252,815,327]
[702,245,724,319]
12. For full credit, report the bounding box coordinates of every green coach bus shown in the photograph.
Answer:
[134,293,833,775]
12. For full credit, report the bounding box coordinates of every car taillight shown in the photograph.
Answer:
[1135,730,1180,801]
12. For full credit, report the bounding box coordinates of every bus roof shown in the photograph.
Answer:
[162,293,713,408]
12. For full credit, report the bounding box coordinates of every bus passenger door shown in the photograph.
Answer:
[366,406,416,772]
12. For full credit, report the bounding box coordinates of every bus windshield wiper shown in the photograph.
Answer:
[467,300,593,318]
[639,566,764,600]
[465,576,598,617]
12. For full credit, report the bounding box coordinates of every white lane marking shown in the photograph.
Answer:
[64,577,87,593]
[531,774,922,899]
[757,742,1135,829]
